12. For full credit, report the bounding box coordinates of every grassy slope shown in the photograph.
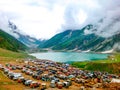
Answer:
[71,53,120,74]
[0,48,35,90]
[0,29,27,52]
[0,48,34,63]
[0,48,30,58]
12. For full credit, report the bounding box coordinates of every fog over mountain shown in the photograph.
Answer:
[0,12,43,47]
[0,12,19,38]
[94,7,120,38]
[0,0,120,39]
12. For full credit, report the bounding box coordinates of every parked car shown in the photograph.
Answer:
[22,78,29,85]
[8,72,14,79]
[50,70,57,74]
[22,68,27,73]
[63,81,69,88]
[4,68,9,74]
[8,72,22,80]
[24,80,32,86]
[59,74,67,80]
[54,78,60,83]
[13,74,22,81]
[41,83,47,90]
[50,80,56,88]
[30,81,40,88]
[37,70,43,75]
[18,77,24,83]
[11,66,17,70]
[67,80,72,86]
[16,65,22,70]
[41,74,49,81]
[25,70,33,75]
[32,73,40,79]
[57,82,63,89]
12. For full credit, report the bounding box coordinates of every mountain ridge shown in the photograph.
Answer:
[38,24,120,52]
[8,21,44,47]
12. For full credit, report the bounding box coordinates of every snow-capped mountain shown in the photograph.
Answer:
[8,21,43,47]
[0,13,43,47]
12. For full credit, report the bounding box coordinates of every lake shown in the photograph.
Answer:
[30,52,108,63]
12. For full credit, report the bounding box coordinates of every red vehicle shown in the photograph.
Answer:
[57,82,63,89]
[18,77,24,83]
[30,81,40,88]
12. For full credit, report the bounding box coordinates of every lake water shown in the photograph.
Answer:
[30,52,108,63]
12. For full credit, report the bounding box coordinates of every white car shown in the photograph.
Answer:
[13,74,22,81]
[25,80,32,86]
[50,80,56,88]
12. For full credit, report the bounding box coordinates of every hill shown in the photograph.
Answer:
[0,29,27,52]
[0,48,33,59]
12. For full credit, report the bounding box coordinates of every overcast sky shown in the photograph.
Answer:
[0,0,120,39]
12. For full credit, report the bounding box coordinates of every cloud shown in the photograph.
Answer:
[94,6,120,37]
[0,12,19,38]
[62,3,87,30]
[0,0,120,39]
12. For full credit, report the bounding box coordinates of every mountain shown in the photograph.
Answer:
[38,24,120,52]
[8,21,44,47]
[0,13,42,47]
[91,33,120,52]
[0,29,27,52]
[0,12,45,48]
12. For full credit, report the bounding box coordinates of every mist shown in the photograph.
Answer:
[0,12,19,38]
[95,6,120,37]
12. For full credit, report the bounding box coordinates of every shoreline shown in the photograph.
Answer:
[29,50,114,54]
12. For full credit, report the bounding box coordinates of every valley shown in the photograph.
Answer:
[0,17,120,90]
[0,0,120,89]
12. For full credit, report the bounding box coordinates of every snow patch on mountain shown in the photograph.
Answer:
[101,49,113,53]
[28,38,35,42]
[84,29,93,35]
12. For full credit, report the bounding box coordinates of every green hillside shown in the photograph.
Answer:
[0,48,29,58]
[38,24,120,52]
[0,48,35,63]
[0,29,27,52]
[39,25,105,51]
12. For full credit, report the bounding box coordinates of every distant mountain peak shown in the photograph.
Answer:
[0,17,43,47]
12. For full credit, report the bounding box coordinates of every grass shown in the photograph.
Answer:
[71,61,88,68]
[71,53,120,74]
[0,48,35,64]
[0,48,34,59]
